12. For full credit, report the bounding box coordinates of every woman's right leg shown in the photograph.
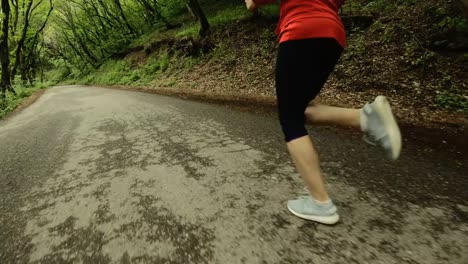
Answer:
[305,98,402,160]
[305,104,361,129]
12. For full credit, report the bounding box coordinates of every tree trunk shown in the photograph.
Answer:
[186,3,198,20]
[20,56,27,85]
[11,0,34,79]
[188,0,210,37]
[0,0,15,96]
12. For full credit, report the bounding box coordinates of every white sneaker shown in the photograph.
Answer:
[361,96,402,160]
[287,197,340,225]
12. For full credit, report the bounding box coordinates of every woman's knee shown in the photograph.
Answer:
[304,104,319,122]
[279,112,308,142]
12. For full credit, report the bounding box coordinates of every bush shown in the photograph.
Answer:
[437,16,468,32]
[435,92,468,111]
[0,84,45,119]
[160,0,189,18]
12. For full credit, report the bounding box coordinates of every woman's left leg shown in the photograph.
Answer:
[276,38,343,224]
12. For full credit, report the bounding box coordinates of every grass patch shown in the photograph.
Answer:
[79,48,197,87]
[176,25,199,38]
[435,92,468,111]
[83,60,134,86]
[209,5,249,26]
[131,31,164,48]
[258,4,280,17]
[0,83,49,119]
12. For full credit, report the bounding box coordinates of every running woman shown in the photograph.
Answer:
[244,0,402,225]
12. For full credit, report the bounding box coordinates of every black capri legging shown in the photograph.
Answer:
[275,38,343,142]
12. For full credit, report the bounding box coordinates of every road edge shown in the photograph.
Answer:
[93,84,467,129]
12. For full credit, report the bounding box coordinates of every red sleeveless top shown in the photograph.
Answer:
[253,0,346,47]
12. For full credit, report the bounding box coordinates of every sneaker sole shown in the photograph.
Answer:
[373,96,402,160]
[287,205,340,225]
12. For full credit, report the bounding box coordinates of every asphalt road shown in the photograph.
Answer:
[0,86,466,264]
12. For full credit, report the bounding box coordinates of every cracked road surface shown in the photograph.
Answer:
[0,86,467,264]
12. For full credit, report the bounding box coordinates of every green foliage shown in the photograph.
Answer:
[141,56,162,75]
[399,0,418,5]
[92,60,133,85]
[159,0,188,18]
[403,43,435,69]
[73,1,262,85]
[1,0,54,87]
[435,92,468,111]
[430,6,449,18]
[209,5,248,26]
[437,16,468,32]
[175,5,248,38]
[362,0,398,14]
[176,25,199,38]
[342,1,363,14]
[47,0,180,74]
[45,59,72,83]
[15,87,33,99]
[211,40,236,64]
[426,5,468,33]
[0,84,47,119]
[159,52,170,72]
[45,0,262,80]
[381,24,396,43]
[345,34,367,59]
[0,93,25,119]
[0,98,15,119]
[413,51,435,68]
[259,29,275,57]
[183,56,197,69]
[344,0,421,15]
[78,48,187,87]
[369,21,396,44]
[258,4,280,17]
[139,50,174,78]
